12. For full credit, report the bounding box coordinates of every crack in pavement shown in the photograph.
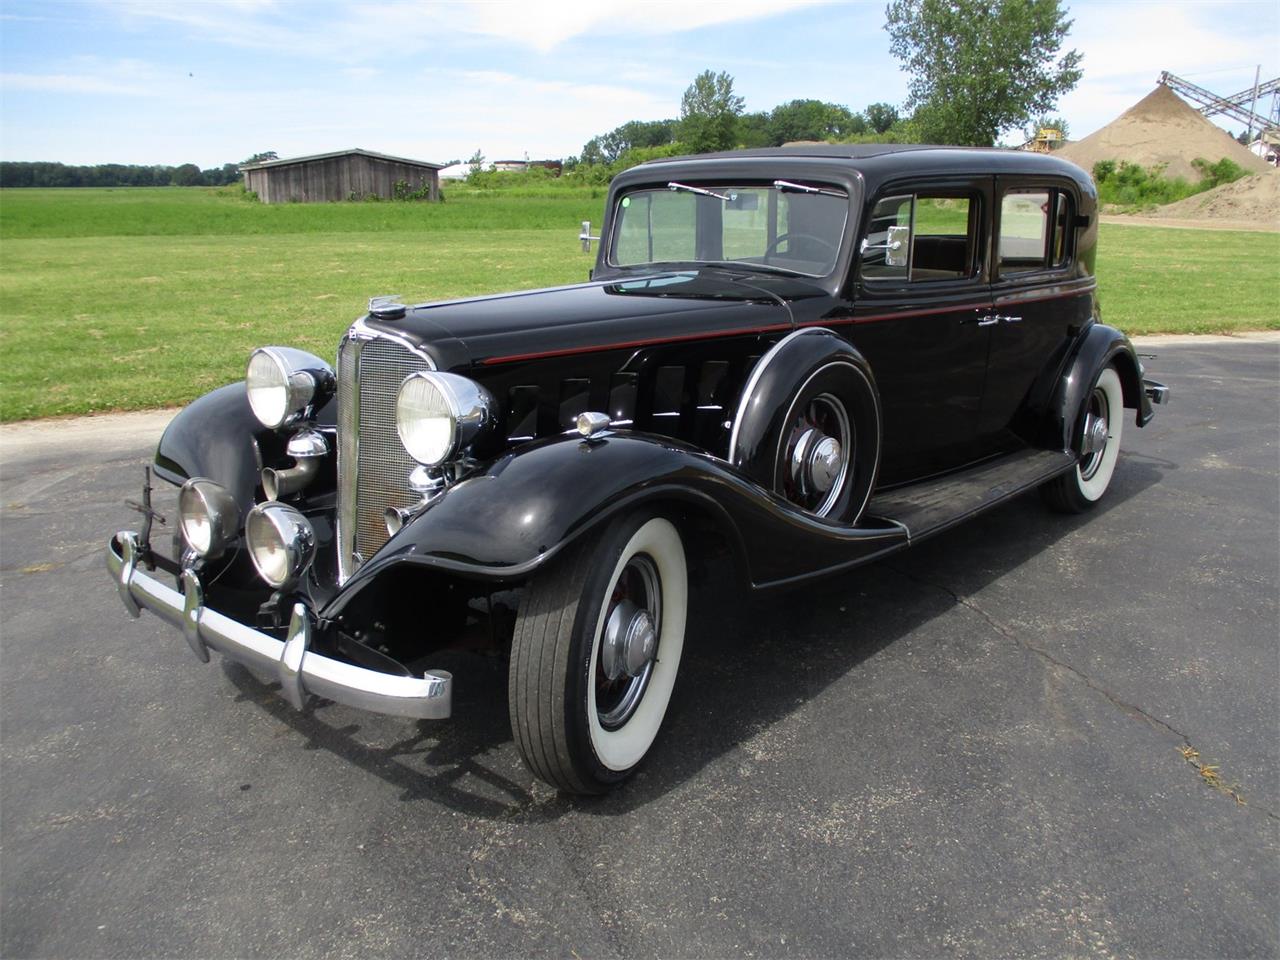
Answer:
[885,563,1280,822]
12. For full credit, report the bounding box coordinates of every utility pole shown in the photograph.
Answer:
[1247,65,1262,144]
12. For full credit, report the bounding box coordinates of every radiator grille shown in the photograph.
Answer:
[336,335,431,581]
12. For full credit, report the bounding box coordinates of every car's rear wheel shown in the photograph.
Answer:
[1042,365,1125,513]
[509,511,687,794]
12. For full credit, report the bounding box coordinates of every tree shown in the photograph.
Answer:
[242,151,278,164]
[768,99,859,143]
[595,119,678,163]
[863,102,899,134]
[679,70,745,153]
[737,111,774,148]
[467,149,485,171]
[885,0,1082,146]
[171,163,202,186]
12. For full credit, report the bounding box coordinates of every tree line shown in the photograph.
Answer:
[0,160,244,188]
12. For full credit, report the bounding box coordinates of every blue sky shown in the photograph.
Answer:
[1,0,1276,167]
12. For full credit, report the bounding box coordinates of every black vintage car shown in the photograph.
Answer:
[108,145,1167,794]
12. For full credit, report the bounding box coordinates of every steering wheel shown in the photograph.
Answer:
[763,232,838,261]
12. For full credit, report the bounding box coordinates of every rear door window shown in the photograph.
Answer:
[998,187,1073,276]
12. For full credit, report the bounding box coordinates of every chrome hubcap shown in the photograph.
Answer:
[602,601,656,681]
[596,554,661,729]
[784,393,852,516]
[1079,388,1111,480]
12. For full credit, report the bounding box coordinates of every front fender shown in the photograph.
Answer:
[1044,322,1150,451]
[154,384,265,503]
[323,432,907,615]
[154,383,336,505]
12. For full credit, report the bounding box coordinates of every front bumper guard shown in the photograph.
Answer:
[106,531,451,720]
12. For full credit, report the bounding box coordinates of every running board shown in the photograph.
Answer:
[866,449,1076,544]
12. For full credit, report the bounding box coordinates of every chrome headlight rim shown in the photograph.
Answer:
[395,371,493,467]
[245,502,316,590]
[245,346,334,430]
[177,478,240,560]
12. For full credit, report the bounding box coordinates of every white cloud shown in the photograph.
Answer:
[0,71,156,96]
[100,0,838,58]
[452,0,836,53]
[0,57,166,97]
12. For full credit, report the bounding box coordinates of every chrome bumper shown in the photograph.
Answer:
[106,531,451,719]
[1143,378,1170,405]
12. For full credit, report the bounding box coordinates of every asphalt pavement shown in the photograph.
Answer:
[2,338,1277,959]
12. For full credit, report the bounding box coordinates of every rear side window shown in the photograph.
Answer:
[998,188,1073,276]
[860,192,977,283]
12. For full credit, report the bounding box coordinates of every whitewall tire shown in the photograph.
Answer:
[509,511,687,793]
[1042,365,1125,513]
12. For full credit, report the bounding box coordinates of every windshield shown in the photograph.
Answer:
[609,182,849,277]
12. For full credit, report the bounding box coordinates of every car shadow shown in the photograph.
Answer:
[223,453,1171,819]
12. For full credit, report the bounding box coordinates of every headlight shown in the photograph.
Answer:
[245,347,334,429]
[395,372,493,466]
[178,479,240,559]
[245,502,316,589]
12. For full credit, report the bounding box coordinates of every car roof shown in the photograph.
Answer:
[617,144,1094,194]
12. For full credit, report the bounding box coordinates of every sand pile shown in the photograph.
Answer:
[1147,170,1280,225]
[1058,85,1270,181]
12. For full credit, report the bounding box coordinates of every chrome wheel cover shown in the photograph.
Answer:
[782,392,852,517]
[596,554,661,730]
[1079,386,1112,481]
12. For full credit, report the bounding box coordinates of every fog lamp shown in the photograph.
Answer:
[245,502,316,589]
[177,479,240,559]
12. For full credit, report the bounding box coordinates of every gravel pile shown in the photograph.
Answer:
[1058,85,1270,182]
[1147,170,1280,225]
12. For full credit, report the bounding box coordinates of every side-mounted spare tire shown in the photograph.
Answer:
[728,328,881,524]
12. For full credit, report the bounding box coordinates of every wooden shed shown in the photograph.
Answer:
[240,148,443,203]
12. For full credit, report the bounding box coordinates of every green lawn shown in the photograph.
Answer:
[1095,223,1280,335]
[0,188,1276,421]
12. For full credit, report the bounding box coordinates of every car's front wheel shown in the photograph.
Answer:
[509,511,687,794]
[1042,365,1125,513]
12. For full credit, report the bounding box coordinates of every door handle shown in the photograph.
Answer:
[998,314,1022,323]
[976,316,999,326]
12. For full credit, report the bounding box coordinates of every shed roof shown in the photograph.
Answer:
[239,148,444,171]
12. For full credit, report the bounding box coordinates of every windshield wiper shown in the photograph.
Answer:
[668,181,736,202]
[773,179,847,198]
[700,260,811,278]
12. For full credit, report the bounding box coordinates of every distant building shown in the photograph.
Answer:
[240,148,443,203]
[489,159,564,176]
[1247,136,1279,166]
[438,163,473,181]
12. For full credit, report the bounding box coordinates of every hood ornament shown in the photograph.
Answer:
[368,294,406,321]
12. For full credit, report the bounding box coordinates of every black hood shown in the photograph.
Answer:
[357,268,831,370]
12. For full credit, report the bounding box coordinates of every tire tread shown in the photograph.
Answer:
[509,534,600,794]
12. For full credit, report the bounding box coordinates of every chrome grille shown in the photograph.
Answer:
[336,334,431,581]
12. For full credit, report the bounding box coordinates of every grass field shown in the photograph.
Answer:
[1,187,1277,421]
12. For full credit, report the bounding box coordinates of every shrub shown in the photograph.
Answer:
[1091,157,1247,211]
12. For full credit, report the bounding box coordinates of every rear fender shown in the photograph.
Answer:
[322,432,907,617]
[1044,323,1150,451]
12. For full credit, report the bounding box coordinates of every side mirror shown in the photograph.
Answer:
[884,224,909,267]
[859,223,910,267]
[579,220,600,254]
